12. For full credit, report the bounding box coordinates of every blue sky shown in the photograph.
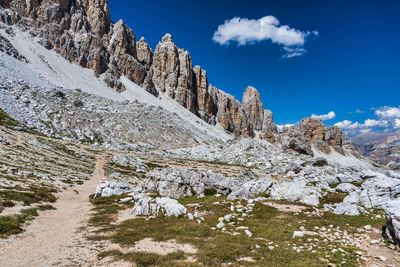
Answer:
[108,0,400,133]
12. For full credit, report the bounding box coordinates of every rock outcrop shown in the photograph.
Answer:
[242,86,264,131]
[131,195,187,217]
[384,198,400,246]
[145,167,240,199]
[216,91,254,137]
[298,118,345,154]
[151,34,197,113]
[193,66,217,124]
[261,109,277,143]
[324,126,343,146]
[300,118,325,143]
[281,126,314,156]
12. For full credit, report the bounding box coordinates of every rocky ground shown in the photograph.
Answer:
[0,123,399,266]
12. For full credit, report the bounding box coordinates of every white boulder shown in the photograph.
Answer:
[384,198,400,246]
[131,195,187,217]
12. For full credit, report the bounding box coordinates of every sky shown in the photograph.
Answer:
[108,0,400,134]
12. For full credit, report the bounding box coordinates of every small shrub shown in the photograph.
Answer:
[204,188,217,196]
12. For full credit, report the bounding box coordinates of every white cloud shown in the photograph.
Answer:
[335,119,388,130]
[212,16,318,58]
[311,111,336,121]
[363,119,388,127]
[375,106,400,119]
[334,120,353,128]
[276,124,294,133]
[395,119,400,129]
[282,47,307,58]
[360,129,371,134]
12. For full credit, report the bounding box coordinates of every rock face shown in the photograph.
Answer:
[151,34,197,113]
[242,86,264,131]
[384,198,400,246]
[193,66,217,124]
[281,126,314,156]
[0,0,281,139]
[324,126,343,146]
[300,118,325,143]
[298,118,345,154]
[216,91,254,137]
[261,110,277,143]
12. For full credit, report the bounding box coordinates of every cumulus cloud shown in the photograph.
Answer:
[375,106,400,119]
[311,111,336,121]
[334,120,353,128]
[212,16,318,58]
[276,124,294,133]
[363,119,388,127]
[360,129,372,134]
[395,119,400,129]
[335,119,388,130]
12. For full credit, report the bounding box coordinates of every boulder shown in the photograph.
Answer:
[227,179,273,200]
[269,181,320,207]
[131,195,187,217]
[335,183,358,193]
[334,203,361,216]
[281,126,314,156]
[95,181,131,198]
[384,198,400,246]
[312,157,328,167]
[359,177,400,208]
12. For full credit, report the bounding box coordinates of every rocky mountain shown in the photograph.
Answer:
[351,130,400,170]
[0,0,277,139]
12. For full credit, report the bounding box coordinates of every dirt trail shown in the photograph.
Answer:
[0,156,108,267]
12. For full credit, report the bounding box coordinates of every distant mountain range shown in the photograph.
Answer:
[351,130,400,170]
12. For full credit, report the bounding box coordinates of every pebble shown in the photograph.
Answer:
[376,256,387,262]
[245,230,252,237]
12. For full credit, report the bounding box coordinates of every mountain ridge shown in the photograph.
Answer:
[0,0,274,138]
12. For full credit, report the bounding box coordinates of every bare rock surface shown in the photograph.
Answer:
[131,195,187,217]
[384,198,400,246]
[300,118,325,143]
[281,126,314,156]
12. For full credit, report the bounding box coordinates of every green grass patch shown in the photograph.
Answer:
[0,187,57,206]
[0,205,54,237]
[98,249,186,267]
[319,192,348,207]
[0,109,20,127]
[204,188,217,196]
